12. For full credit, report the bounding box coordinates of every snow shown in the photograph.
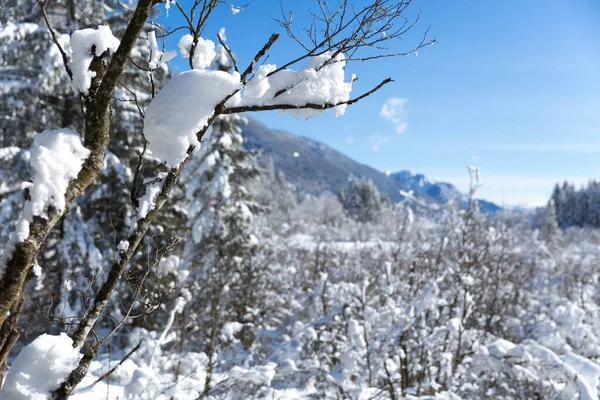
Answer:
[0,333,82,400]
[123,367,155,399]
[137,179,162,219]
[240,52,353,118]
[561,352,600,400]
[221,321,244,342]
[70,25,120,94]
[147,31,176,70]
[156,254,179,277]
[29,129,89,216]
[143,69,242,166]
[117,240,129,253]
[177,35,216,70]
[0,128,88,276]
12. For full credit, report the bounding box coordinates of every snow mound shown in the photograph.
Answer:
[143,69,242,166]
[0,333,82,400]
[70,25,120,94]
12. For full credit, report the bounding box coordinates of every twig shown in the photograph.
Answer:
[216,32,238,73]
[36,0,73,80]
[89,340,142,386]
[240,33,279,83]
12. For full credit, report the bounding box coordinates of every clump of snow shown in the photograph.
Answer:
[177,35,216,70]
[147,31,176,70]
[70,25,120,94]
[137,179,163,219]
[241,52,353,118]
[32,262,44,291]
[117,240,129,253]
[29,129,89,216]
[157,255,180,277]
[143,70,242,166]
[0,333,81,400]
[221,321,244,342]
[0,129,88,276]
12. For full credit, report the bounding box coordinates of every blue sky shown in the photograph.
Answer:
[159,0,600,206]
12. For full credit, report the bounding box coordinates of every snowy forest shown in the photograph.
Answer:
[1,1,600,399]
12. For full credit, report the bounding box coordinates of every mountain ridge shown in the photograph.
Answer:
[240,117,500,212]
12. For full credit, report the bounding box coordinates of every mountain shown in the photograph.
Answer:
[388,171,501,213]
[241,117,500,212]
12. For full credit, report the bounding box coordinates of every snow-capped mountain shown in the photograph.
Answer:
[389,171,501,213]
[241,117,500,212]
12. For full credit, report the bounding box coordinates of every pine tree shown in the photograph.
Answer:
[538,200,560,242]
[177,113,262,395]
[338,175,383,222]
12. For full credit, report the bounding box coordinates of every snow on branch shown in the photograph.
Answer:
[143,0,428,168]
[0,333,82,399]
[70,25,120,94]
[0,129,88,276]
[143,69,242,167]
[227,76,391,115]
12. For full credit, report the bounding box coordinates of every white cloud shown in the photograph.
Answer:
[380,97,408,134]
[369,134,393,152]
[345,135,355,144]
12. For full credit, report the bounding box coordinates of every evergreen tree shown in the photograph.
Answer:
[178,113,262,394]
[538,200,560,242]
[338,175,383,222]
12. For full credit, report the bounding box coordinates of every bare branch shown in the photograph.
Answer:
[272,0,434,75]
[35,0,73,81]
[240,33,279,83]
[88,340,142,387]
[217,32,239,73]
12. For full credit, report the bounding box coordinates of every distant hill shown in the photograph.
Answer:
[241,117,500,213]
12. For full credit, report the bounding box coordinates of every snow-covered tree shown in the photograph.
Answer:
[339,175,384,222]
[176,114,262,396]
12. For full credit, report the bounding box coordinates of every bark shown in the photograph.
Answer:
[0,288,26,390]
[51,348,97,400]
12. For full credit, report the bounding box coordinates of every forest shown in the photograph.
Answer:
[1,0,600,399]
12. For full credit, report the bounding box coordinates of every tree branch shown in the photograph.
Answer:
[226,77,392,114]
[240,33,279,83]
[36,0,73,81]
